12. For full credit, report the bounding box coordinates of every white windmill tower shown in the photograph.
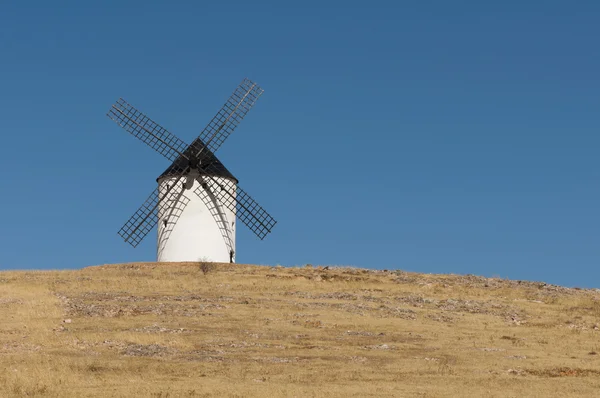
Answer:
[106,78,277,263]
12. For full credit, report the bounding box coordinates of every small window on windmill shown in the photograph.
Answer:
[163,219,168,227]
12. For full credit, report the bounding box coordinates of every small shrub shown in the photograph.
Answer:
[199,262,216,275]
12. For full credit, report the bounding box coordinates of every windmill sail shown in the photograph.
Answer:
[107,98,188,162]
[194,175,276,240]
[118,179,189,247]
[195,78,264,157]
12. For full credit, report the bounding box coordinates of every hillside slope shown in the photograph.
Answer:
[1,263,599,397]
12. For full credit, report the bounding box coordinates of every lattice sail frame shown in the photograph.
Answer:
[118,178,190,247]
[194,176,276,240]
[195,78,264,155]
[108,98,189,163]
[107,78,276,249]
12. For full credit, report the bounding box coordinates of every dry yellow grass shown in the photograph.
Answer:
[1,262,600,397]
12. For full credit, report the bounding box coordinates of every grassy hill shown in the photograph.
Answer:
[1,262,599,397]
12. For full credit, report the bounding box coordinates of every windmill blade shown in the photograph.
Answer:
[107,98,189,162]
[194,78,264,157]
[194,176,276,240]
[118,178,189,247]
[233,184,277,240]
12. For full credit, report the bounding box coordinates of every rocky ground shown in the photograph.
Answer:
[1,262,599,397]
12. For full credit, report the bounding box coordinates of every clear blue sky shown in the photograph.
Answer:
[1,1,598,287]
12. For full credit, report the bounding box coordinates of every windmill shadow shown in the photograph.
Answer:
[157,178,190,260]
[196,177,235,260]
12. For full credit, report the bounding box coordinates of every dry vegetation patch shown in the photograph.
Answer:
[0,263,599,397]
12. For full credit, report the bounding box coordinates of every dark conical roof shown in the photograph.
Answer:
[156,137,237,182]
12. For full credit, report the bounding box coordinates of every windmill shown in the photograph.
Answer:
[106,78,276,263]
